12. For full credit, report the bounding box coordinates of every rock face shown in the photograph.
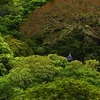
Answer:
[21,0,100,60]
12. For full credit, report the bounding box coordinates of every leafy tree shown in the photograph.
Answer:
[0,76,14,100]
[0,36,13,74]
[0,54,100,100]
[4,35,34,57]
[11,78,100,100]
[85,59,99,69]
[0,0,49,39]
[48,54,67,68]
[8,55,57,89]
[64,60,100,87]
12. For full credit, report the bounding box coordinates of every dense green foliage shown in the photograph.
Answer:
[0,0,100,100]
[0,54,100,100]
[0,0,48,37]
[0,0,100,60]
[27,14,100,60]
[0,35,13,75]
[0,0,49,57]
[4,35,34,57]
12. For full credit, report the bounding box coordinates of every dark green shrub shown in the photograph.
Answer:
[0,76,14,100]
[0,63,7,76]
[4,36,34,57]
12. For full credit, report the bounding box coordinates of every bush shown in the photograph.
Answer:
[0,36,14,71]
[4,36,34,57]
[8,55,60,88]
[0,63,7,76]
[11,78,100,100]
[69,60,84,70]
[48,54,67,68]
[0,36,13,55]
[85,59,99,69]
[1,54,100,100]
[7,67,34,89]
[0,76,13,100]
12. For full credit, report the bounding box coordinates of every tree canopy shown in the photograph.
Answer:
[0,0,100,99]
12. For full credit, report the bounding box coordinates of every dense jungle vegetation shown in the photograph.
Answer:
[0,0,100,100]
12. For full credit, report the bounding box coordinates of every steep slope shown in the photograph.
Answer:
[21,0,100,60]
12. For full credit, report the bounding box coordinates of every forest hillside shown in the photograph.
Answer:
[21,0,100,60]
[0,0,100,100]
